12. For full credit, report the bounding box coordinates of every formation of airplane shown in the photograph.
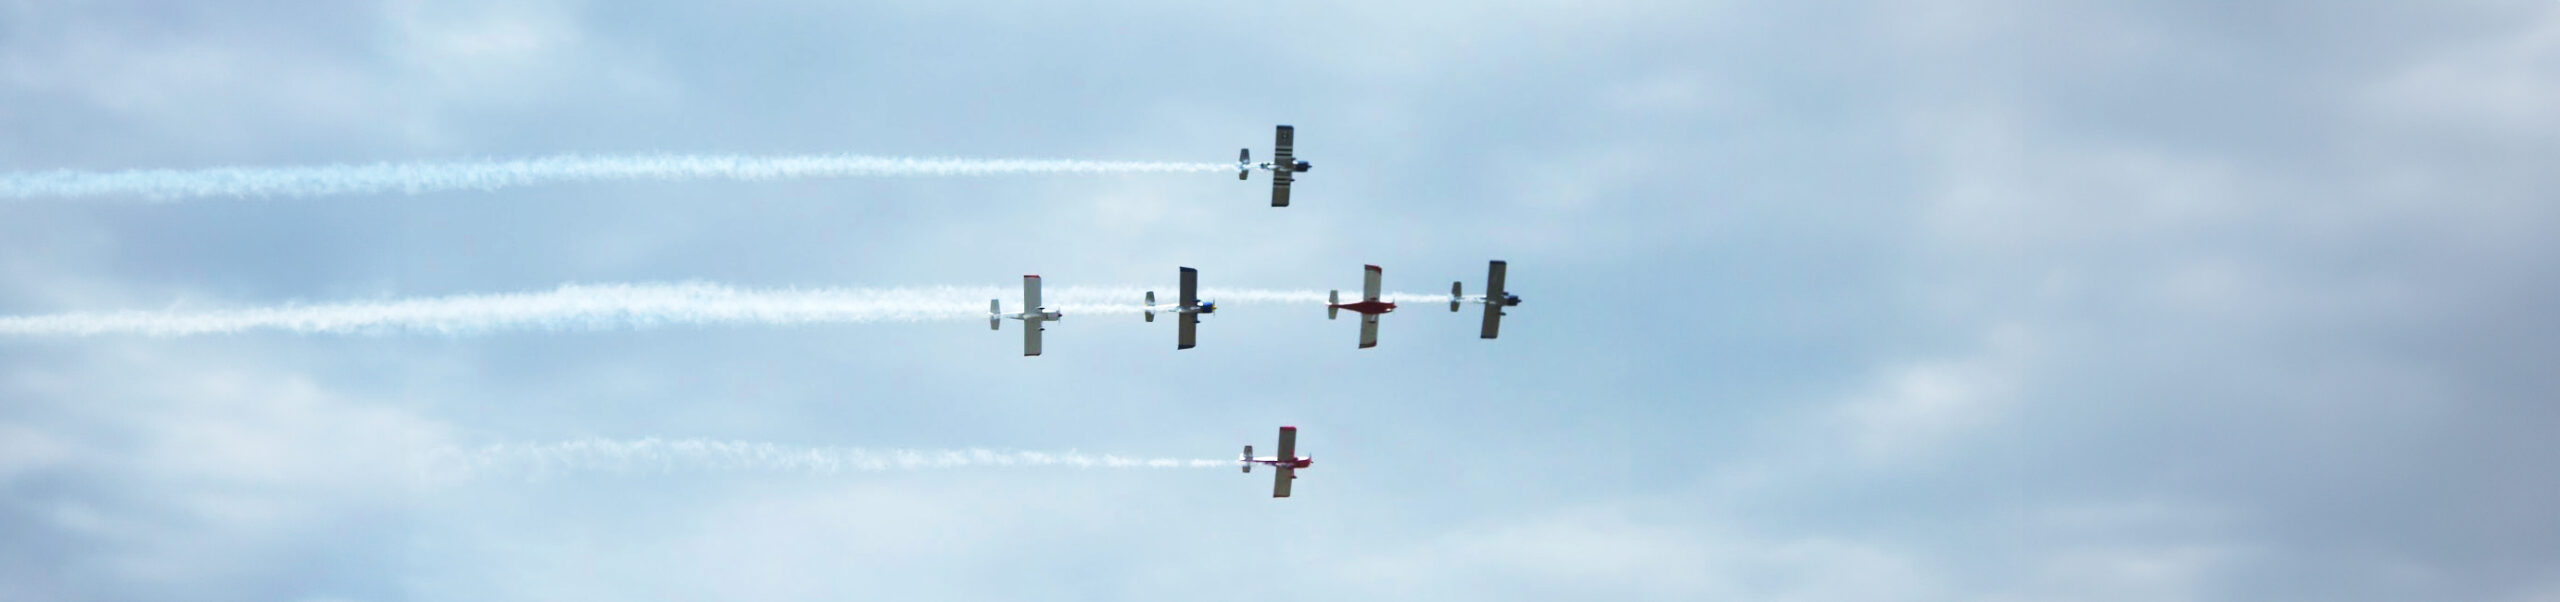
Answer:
[1326,264,1399,349]
[1238,125,1312,207]
[996,128,1520,500]
[1241,426,1313,498]
[1450,260,1523,339]
[1143,267,1217,350]
[988,275,1063,356]
[991,261,1522,356]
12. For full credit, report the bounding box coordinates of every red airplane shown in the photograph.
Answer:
[1241,426,1313,498]
[1325,265,1397,349]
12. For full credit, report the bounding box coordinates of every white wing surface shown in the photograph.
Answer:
[1359,313,1380,349]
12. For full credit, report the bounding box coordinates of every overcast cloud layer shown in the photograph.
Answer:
[3,1,2557,601]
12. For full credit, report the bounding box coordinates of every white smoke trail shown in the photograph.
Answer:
[426,438,1229,482]
[0,154,1234,202]
[0,282,1455,337]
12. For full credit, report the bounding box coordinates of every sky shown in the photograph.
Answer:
[3,0,2557,600]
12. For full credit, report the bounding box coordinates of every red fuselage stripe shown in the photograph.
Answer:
[1329,301,1397,315]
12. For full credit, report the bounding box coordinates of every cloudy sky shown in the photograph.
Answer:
[4,0,2557,600]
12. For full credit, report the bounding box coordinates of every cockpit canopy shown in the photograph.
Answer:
[1292,160,1312,172]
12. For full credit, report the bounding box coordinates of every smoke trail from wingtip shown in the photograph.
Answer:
[0,282,1455,337]
[0,154,1235,202]
[425,438,1231,483]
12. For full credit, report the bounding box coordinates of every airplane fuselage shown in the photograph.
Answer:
[1461,294,1524,307]
[1253,161,1312,174]
[1143,304,1213,318]
[1329,300,1397,315]
[1247,456,1313,470]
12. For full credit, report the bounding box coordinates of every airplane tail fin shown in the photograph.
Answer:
[1237,149,1251,180]
[1144,291,1156,322]
[1451,282,1464,312]
[1327,291,1340,320]
[1242,445,1253,473]
[989,300,1001,330]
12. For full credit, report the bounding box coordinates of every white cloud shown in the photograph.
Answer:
[2366,6,2560,138]
[0,346,455,598]
[1833,324,2030,462]
[1335,503,1945,601]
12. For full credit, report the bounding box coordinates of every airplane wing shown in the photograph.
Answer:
[1270,125,1294,207]
[1359,313,1380,349]
[1022,275,1041,312]
[1177,267,1200,350]
[1178,313,1198,350]
[1271,426,1297,497]
[1362,264,1382,302]
[1481,260,1507,339]
[1024,321,1042,356]
[1179,267,1198,308]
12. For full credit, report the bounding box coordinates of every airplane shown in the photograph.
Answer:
[1142,267,1217,350]
[1326,264,1397,349]
[1240,426,1313,498]
[1237,125,1312,207]
[1449,260,1524,339]
[988,275,1063,356]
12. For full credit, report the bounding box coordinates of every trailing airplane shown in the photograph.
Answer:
[1326,264,1397,349]
[988,275,1063,356]
[1450,260,1524,339]
[1237,125,1312,207]
[1142,267,1217,350]
[1240,426,1312,498]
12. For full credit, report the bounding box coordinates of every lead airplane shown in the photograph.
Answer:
[1449,260,1525,339]
[988,275,1063,356]
[1240,426,1313,498]
[1237,125,1312,207]
[1326,264,1398,349]
[1142,267,1217,350]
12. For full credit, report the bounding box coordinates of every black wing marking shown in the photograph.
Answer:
[1481,261,1507,339]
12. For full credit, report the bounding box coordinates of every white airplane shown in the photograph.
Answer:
[1237,125,1312,207]
[988,275,1063,356]
[1240,426,1313,498]
[1143,267,1218,350]
[1325,264,1397,349]
[1449,260,1524,339]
